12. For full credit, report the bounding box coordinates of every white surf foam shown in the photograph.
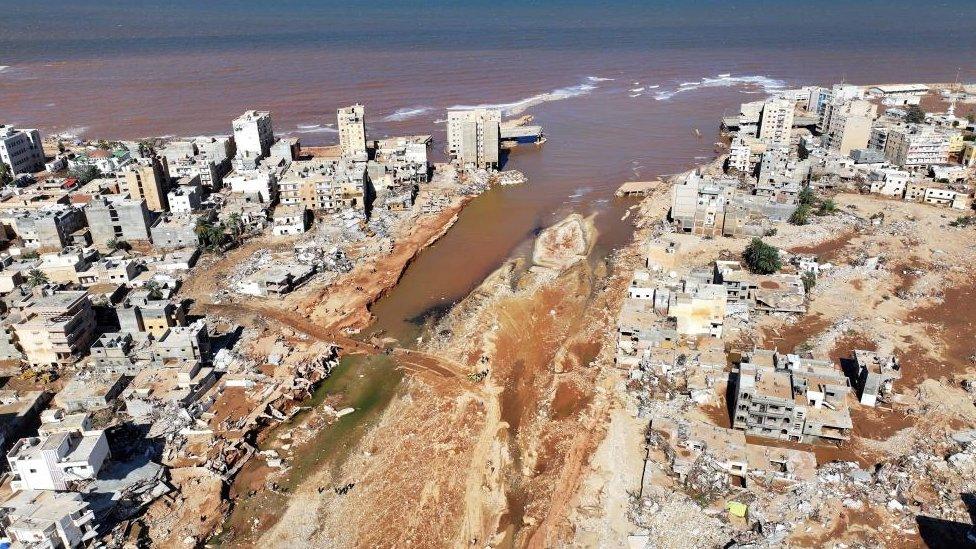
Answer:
[291,124,338,135]
[53,126,88,139]
[568,186,593,200]
[630,87,645,93]
[383,106,433,122]
[449,76,607,116]
[654,75,786,101]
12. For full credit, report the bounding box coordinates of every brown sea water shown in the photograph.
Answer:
[3,0,974,336]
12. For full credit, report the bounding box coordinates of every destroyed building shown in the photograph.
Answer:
[853,349,900,407]
[732,349,853,444]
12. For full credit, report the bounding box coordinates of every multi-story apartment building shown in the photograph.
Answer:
[732,349,853,443]
[812,84,863,124]
[194,136,235,168]
[84,195,154,246]
[12,290,97,368]
[170,154,223,189]
[278,159,368,214]
[757,98,795,145]
[6,207,86,251]
[447,108,501,168]
[0,125,45,175]
[337,104,367,158]
[232,110,274,161]
[122,156,170,211]
[883,125,954,169]
[821,99,877,155]
[7,430,109,491]
[117,290,188,339]
[0,490,98,548]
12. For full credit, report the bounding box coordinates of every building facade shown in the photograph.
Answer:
[337,104,367,158]
[447,108,501,168]
[757,98,795,145]
[12,290,97,368]
[122,156,170,212]
[232,110,274,160]
[0,125,45,175]
[84,196,154,246]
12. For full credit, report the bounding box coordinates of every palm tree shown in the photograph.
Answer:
[195,218,226,252]
[226,212,244,245]
[26,269,48,288]
[107,238,130,252]
[144,280,164,300]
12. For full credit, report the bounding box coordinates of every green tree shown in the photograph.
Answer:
[137,139,156,157]
[69,165,101,185]
[195,218,227,252]
[816,199,838,216]
[905,105,926,124]
[107,238,130,252]
[797,186,815,206]
[226,212,244,245]
[789,204,811,225]
[26,269,48,288]
[144,280,164,300]
[742,238,782,274]
[0,162,11,187]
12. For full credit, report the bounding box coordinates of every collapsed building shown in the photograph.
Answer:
[732,349,853,444]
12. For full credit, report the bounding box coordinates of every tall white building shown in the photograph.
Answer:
[821,99,877,155]
[447,108,501,169]
[337,104,367,158]
[757,98,795,146]
[815,84,864,130]
[0,125,45,175]
[232,110,274,161]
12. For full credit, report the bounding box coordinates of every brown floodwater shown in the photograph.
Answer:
[6,4,975,543]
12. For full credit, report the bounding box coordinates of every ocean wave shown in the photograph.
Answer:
[630,87,645,93]
[448,76,607,116]
[291,124,338,135]
[654,74,786,101]
[568,186,593,200]
[629,94,642,98]
[383,106,433,122]
[0,66,9,73]
[52,126,88,139]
